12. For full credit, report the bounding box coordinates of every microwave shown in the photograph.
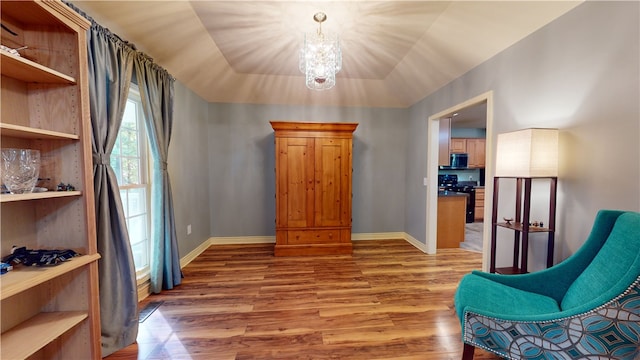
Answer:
[450,153,469,168]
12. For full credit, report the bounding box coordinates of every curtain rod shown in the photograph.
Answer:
[63,1,175,82]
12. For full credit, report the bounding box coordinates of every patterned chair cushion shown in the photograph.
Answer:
[464,277,640,359]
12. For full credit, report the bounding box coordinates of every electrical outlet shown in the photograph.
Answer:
[187,224,192,235]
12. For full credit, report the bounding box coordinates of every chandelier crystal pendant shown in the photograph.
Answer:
[299,12,342,91]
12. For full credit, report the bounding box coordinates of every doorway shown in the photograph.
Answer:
[425,91,493,271]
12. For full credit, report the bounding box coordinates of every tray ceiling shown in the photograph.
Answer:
[71,1,582,108]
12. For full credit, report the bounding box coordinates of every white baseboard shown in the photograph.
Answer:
[176,236,276,271]
[178,233,429,269]
[351,232,406,241]
[402,232,429,253]
[180,238,215,268]
[209,236,275,245]
[201,232,428,254]
[352,232,429,254]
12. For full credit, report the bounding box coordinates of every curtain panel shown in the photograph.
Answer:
[80,9,139,357]
[66,1,181,356]
[134,54,182,293]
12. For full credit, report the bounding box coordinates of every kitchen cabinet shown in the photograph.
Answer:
[466,138,486,168]
[474,188,485,222]
[490,177,557,274]
[450,138,485,168]
[437,193,467,248]
[450,138,466,153]
[438,118,451,166]
[0,1,101,358]
[271,121,358,256]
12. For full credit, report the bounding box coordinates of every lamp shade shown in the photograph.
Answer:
[495,128,558,177]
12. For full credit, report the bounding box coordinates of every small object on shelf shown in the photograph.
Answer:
[37,177,51,190]
[2,246,79,267]
[0,44,26,57]
[1,148,40,194]
[0,262,13,274]
[503,217,513,225]
[56,182,75,191]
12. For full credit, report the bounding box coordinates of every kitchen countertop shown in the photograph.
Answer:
[438,190,469,197]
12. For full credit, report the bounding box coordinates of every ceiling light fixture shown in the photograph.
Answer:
[299,12,342,91]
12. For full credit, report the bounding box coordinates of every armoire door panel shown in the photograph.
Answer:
[277,137,315,228]
[314,138,350,227]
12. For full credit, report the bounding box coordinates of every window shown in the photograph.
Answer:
[111,85,151,277]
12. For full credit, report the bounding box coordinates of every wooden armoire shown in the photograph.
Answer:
[270,121,358,256]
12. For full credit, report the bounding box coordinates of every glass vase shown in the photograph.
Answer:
[1,148,41,194]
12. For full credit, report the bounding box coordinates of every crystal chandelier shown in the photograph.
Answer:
[299,12,342,91]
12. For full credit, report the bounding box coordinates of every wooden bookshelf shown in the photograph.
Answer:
[0,1,101,358]
[1,190,81,203]
[0,123,80,140]
[1,254,100,300]
[1,311,88,359]
[0,51,76,84]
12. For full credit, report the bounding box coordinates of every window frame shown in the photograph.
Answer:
[111,84,152,282]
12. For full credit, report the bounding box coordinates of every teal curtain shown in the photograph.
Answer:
[65,2,139,357]
[134,54,181,293]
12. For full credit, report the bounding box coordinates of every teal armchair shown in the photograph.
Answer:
[454,210,640,359]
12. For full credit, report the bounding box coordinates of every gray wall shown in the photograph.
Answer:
[169,1,639,267]
[405,1,639,269]
[451,128,486,138]
[206,104,409,237]
[168,82,212,258]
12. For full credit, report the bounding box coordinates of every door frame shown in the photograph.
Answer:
[425,91,494,271]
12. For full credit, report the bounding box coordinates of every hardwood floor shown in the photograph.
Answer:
[106,240,502,360]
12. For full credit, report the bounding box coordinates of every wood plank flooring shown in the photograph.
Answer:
[106,240,502,360]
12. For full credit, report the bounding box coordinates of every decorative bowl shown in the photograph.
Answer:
[1,148,41,194]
